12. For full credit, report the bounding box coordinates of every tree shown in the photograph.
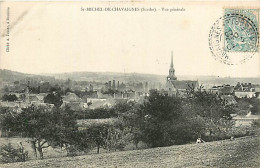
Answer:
[0,107,19,137]
[1,105,79,159]
[87,125,108,154]
[48,106,80,156]
[113,101,136,115]
[82,108,116,119]
[2,94,18,102]
[187,90,235,139]
[137,92,185,147]
[49,85,62,93]
[189,90,233,120]
[43,92,63,107]
[251,100,260,115]
[10,106,53,159]
[104,126,129,151]
[120,104,144,149]
[243,97,260,115]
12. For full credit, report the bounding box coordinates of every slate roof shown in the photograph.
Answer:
[171,80,199,90]
[63,92,82,102]
[29,95,40,102]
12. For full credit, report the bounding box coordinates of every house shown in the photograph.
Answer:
[63,92,82,102]
[209,85,234,95]
[122,90,136,99]
[29,95,41,102]
[254,86,260,93]
[86,98,111,109]
[209,86,219,94]
[61,101,84,111]
[0,101,28,113]
[219,85,234,95]
[234,82,255,92]
[254,86,260,99]
[235,92,256,98]
[36,93,47,102]
[86,98,107,109]
[81,91,99,102]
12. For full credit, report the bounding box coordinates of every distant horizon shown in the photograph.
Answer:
[1,68,260,79]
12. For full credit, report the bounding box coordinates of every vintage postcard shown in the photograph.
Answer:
[0,1,260,168]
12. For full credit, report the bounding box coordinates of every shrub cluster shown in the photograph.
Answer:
[0,143,28,163]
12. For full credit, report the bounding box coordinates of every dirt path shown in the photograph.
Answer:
[1,136,260,168]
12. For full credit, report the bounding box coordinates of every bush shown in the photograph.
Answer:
[65,145,88,157]
[2,94,18,102]
[0,143,28,163]
[202,125,256,142]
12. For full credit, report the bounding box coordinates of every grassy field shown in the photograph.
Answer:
[1,136,259,168]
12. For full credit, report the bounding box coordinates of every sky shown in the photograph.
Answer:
[0,1,259,77]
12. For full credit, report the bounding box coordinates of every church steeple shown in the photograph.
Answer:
[167,51,177,82]
[170,51,173,68]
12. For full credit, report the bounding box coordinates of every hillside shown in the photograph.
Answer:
[0,69,32,82]
[1,136,259,168]
[0,69,54,83]
[43,71,166,83]
[42,72,260,85]
[1,69,260,86]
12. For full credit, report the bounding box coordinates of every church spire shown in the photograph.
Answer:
[170,51,173,68]
[167,51,177,81]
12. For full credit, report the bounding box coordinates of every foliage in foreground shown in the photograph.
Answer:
[120,90,237,147]
[1,89,258,162]
[0,105,79,160]
[0,143,28,163]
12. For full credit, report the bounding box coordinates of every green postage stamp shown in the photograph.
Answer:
[224,9,259,52]
[209,8,259,65]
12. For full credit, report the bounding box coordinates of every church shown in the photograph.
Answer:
[165,52,199,97]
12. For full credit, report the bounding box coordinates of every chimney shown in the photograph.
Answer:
[112,80,116,90]
[108,81,111,90]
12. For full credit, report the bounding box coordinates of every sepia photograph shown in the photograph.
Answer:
[0,1,259,167]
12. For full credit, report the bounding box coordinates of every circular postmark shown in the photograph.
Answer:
[209,13,259,65]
